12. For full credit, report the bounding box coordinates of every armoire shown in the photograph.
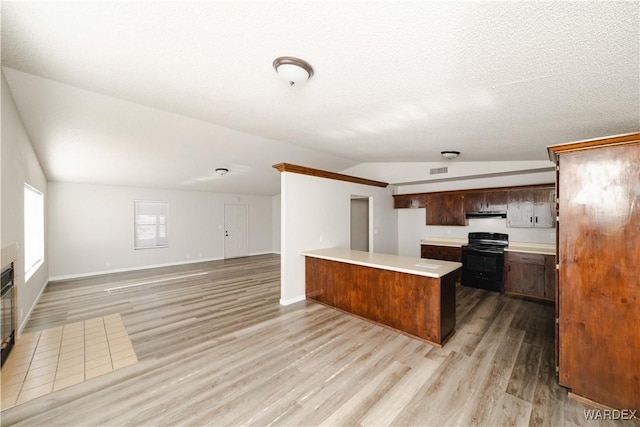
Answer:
[548,132,639,410]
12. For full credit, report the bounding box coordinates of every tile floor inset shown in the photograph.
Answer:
[0,314,138,410]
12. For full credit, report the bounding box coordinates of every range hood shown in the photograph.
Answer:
[465,211,507,219]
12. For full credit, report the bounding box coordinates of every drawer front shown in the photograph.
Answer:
[506,251,545,265]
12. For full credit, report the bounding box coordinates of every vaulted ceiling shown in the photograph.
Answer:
[2,1,638,195]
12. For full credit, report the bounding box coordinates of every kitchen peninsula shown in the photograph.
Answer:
[301,248,461,346]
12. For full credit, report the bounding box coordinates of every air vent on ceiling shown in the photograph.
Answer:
[430,167,449,175]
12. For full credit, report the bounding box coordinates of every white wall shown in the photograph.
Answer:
[48,182,274,279]
[1,72,49,331]
[271,194,281,254]
[396,170,556,257]
[280,172,397,305]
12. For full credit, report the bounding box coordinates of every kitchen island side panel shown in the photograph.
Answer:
[305,257,455,345]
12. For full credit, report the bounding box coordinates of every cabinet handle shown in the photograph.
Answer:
[530,217,533,223]
[535,216,538,223]
[508,265,511,272]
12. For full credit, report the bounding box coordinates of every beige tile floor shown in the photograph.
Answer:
[1,313,137,409]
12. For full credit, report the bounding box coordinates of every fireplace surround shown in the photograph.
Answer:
[1,263,15,367]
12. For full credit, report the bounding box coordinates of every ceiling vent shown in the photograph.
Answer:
[430,167,449,175]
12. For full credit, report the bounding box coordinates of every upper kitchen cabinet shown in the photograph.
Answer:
[464,190,508,212]
[507,187,555,228]
[426,193,466,226]
[393,193,426,209]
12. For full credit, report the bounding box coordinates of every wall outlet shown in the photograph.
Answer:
[550,231,556,239]
[186,253,190,259]
[20,308,24,319]
[106,261,111,267]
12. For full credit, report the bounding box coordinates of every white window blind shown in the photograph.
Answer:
[24,184,44,281]
[134,201,168,249]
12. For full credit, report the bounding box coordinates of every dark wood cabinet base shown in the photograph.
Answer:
[305,257,457,346]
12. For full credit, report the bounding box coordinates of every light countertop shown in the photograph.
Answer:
[420,238,466,248]
[421,238,555,255]
[301,247,462,279]
[505,242,556,255]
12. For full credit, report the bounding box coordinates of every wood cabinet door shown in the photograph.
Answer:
[533,188,555,228]
[558,142,640,410]
[438,246,462,262]
[507,189,534,227]
[463,192,484,212]
[425,195,443,225]
[504,252,545,298]
[420,245,440,259]
[485,190,508,211]
[441,193,466,225]
[393,195,411,209]
[426,194,466,225]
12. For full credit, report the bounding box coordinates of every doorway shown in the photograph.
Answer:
[224,204,249,259]
[350,196,370,252]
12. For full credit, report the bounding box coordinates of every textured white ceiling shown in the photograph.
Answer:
[2,1,639,195]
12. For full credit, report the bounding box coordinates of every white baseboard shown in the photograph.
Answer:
[19,278,48,335]
[280,295,306,306]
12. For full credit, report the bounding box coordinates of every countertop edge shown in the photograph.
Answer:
[420,239,466,248]
[301,249,462,279]
[505,242,556,255]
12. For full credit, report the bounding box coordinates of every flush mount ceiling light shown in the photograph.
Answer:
[441,151,460,160]
[273,56,314,86]
[215,168,229,176]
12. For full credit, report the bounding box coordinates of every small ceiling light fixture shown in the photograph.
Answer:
[215,168,229,176]
[273,56,314,86]
[441,151,460,160]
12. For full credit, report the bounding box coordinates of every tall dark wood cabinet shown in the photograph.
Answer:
[548,133,640,411]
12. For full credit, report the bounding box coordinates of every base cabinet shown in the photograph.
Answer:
[504,251,555,302]
[305,256,457,345]
[421,244,462,283]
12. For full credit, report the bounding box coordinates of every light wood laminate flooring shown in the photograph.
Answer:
[0,254,634,426]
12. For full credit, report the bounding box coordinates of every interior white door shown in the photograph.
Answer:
[224,204,249,259]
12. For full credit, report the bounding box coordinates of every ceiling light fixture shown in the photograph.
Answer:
[441,151,460,160]
[215,168,229,176]
[273,56,314,86]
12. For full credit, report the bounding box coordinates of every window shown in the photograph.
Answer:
[24,184,44,281]
[134,201,168,249]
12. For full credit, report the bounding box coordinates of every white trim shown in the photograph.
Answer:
[19,278,48,335]
[134,200,169,250]
[249,251,279,256]
[280,295,306,306]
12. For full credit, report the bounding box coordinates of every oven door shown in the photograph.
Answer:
[461,246,505,292]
